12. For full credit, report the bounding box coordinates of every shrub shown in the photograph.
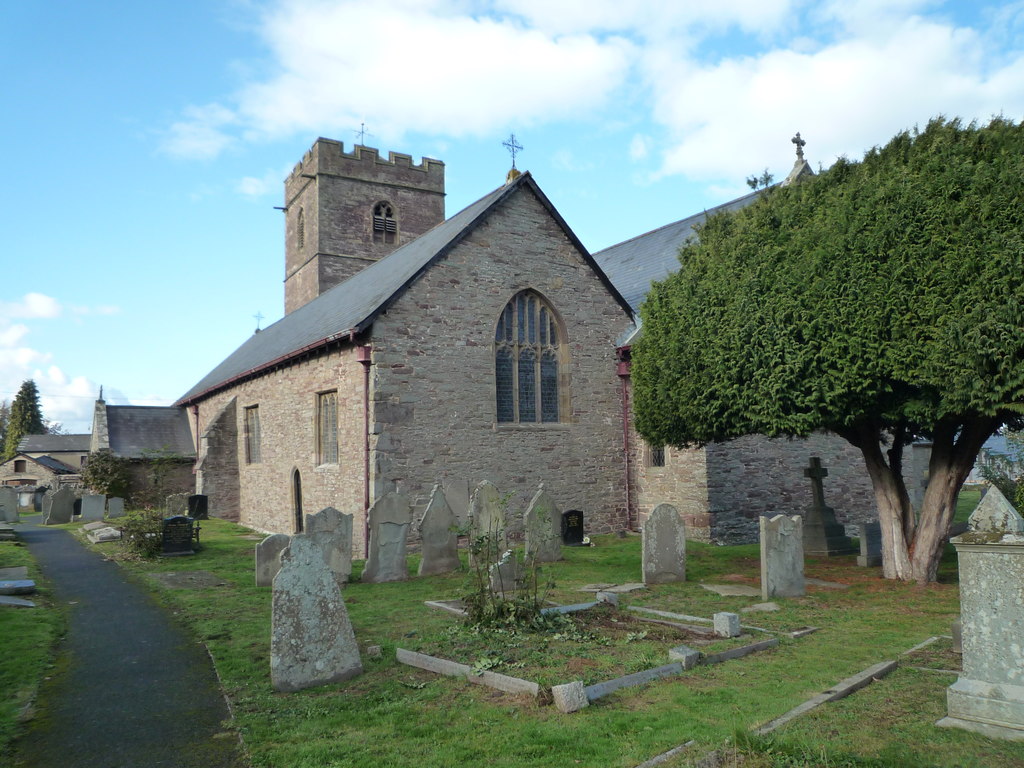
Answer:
[119,510,165,557]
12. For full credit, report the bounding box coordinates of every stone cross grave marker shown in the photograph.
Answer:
[561,510,585,546]
[81,494,106,522]
[418,484,460,576]
[524,484,563,563]
[938,486,1024,739]
[161,515,195,556]
[271,534,362,692]
[801,457,855,556]
[43,486,74,525]
[305,506,353,588]
[642,503,687,585]
[165,493,190,516]
[187,494,209,520]
[106,497,125,519]
[857,521,882,567]
[255,533,291,587]
[362,492,411,583]
[0,487,18,523]
[468,480,506,565]
[760,514,805,600]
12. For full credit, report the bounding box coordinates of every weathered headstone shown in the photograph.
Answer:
[442,477,471,528]
[187,494,209,520]
[255,533,291,587]
[524,484,562,563]
[938,487,1024,739]
[106,497,125,519]
[43,486,75,525]
[760,514,805,600]
[361,492,411,583]
[561,510,585,546]
[271,534,362,692]
[468,481,505,564]
[857,521,883,567]
[489,555,524,595]
[0,487,19,523]
[801,458,856,556]
[161,515,195,556]
[641,503,686,585]
[305,507,353,588]
[165,493,190,516]
[80,494,106,522]
[418,485,460,576]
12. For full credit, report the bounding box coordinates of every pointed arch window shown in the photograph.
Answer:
[372,201,397,244]
[495,291,564,423]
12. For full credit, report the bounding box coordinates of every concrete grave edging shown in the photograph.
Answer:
[396,648,540,697]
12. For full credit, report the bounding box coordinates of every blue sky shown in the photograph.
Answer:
[3,0,1024,433]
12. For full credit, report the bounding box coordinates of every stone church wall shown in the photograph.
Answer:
[196,397,240,521]
[366,185,633,537]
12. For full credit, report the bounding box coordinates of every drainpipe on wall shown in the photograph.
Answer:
[616,348,633,531]
[356,344,372,558]
[191,405,200,476]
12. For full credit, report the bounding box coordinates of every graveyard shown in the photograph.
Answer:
[1,486,1020,767]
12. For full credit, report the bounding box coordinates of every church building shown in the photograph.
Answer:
[177,138,875,550]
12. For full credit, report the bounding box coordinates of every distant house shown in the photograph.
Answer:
[18,433,91,471]
[89,396,196,504]
[0,452,79,488]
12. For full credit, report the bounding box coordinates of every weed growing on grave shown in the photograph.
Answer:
[118,510,164,558]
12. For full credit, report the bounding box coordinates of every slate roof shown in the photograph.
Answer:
[18,434,91,453]
[592,188,763,312]
[106,406,195,459]
[31,455,79,474]
[177,172,633,405]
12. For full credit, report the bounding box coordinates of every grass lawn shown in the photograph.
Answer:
[64,497,1023,768]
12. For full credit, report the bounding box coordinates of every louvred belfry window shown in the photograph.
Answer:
[495,291,564,423]
[372,201,397,244]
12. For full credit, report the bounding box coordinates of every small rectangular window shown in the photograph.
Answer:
[648,444,666,468]
[14,459,26,473]
[317,391,338,465]
[244,406,261,464]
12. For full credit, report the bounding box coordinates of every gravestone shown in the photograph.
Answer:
[255,533,291,587]
[561,510,585,546]
[489,556,524,595]
[0,487,19,523]
[305,506,353,588]
[760,514,805,600]
[72,497,82,518]
[857,521,882,567]
[714,612,741,638]
[165,493,190,516]
[361,492,411,583]
[642,503,687,584]
[106,497,125,519]
[524,484,562,563]
[161,515,195,556]
[468,480,505,564]
[43,487,75,525]
[81,494,106,522]
[938,486,1024,740]
[801,458,856,556]
[418,484,460,576]
[442,477,471,528]
[187,494,209,520]
[271,534,362,692]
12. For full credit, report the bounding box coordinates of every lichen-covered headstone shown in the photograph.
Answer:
[43,486,75,525]
[418,485,460,576]
[760,515,805,600]
[165,493,190,516]
[255,533,291,587]
[524,484,562,563]
[468,480,505,564]
[271,535,362,692]
[489,555,524,595]
[106,497,125,519]
[361,492,411,583]
[81,494,105,522]
[305,507,353,588]
[0,487,19,523]
[642,503,686,585]
[938,486,1024,740]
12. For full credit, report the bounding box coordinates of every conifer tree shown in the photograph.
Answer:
[3,380,45,461]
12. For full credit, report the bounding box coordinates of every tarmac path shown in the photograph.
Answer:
[11,516,243,768]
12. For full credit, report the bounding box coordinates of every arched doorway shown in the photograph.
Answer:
[292,468,303,533]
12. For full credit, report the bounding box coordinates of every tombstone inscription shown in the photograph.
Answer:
[161,516,195,556]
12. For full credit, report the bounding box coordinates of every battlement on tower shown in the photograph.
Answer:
[287,138,445,192]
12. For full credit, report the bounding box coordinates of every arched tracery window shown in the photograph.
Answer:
[495,291,564,423]
[372,201,397,244]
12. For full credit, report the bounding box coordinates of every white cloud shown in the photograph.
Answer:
[236,165,292,197]
[629,133,651,161]
[0,293,62,319]
[162,103,237,159]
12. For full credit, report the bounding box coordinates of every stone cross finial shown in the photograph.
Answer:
[792,132,806,161]
[503,133,523,169]
[253,311,264,331]
[804,457,828,509]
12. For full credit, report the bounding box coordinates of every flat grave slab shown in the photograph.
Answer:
[805,577,849,589]
[579,582,646,593]
[0,566,29,580]
[0,595,36,608]
[424,599,468,617]
[700,583,761,597]
[149,571,230,590]
[0,579,36,595]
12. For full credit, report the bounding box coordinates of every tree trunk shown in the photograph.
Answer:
[858,433,914,580]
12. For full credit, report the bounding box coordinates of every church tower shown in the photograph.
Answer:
[283,139,446,315]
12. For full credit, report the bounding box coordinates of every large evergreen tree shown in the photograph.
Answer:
[633,117,1024,583]
[3,380,46,461]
